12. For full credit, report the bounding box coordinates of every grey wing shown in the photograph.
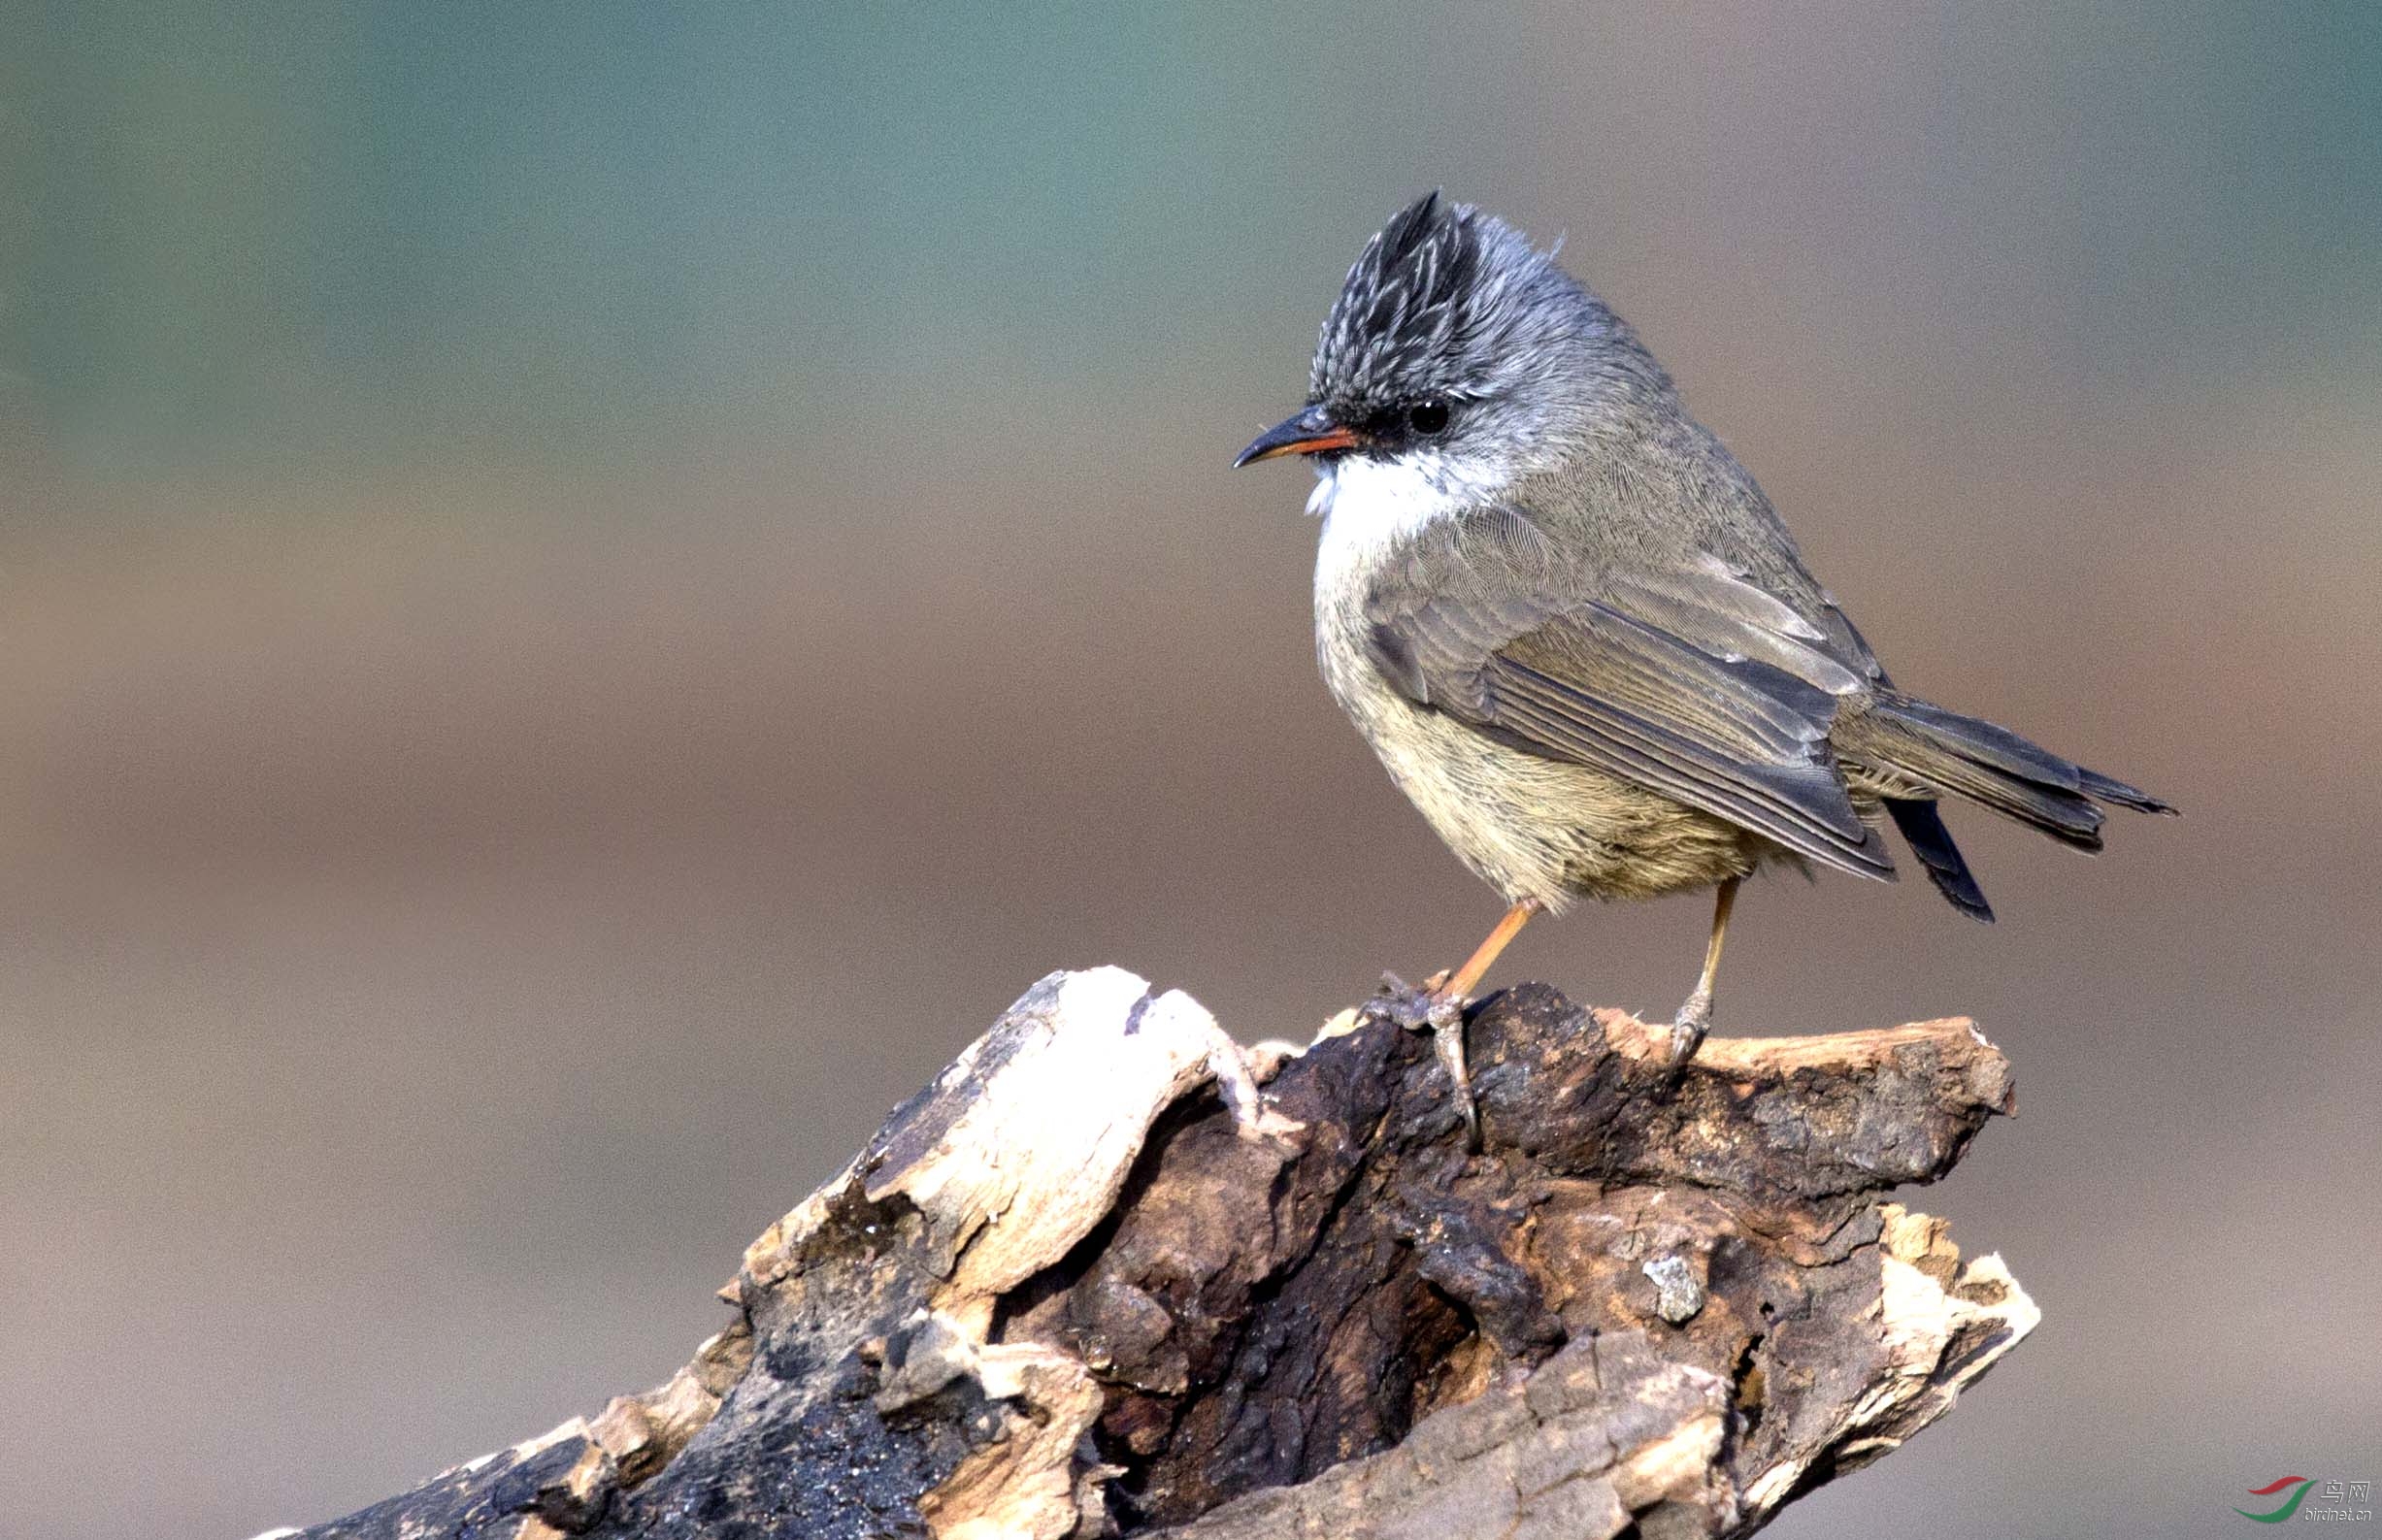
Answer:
[1363,516,1896,880]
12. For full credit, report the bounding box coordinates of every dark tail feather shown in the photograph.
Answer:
[2075,766,2179,815]
[1884,799,1995,922]
[1859,692,2175,852]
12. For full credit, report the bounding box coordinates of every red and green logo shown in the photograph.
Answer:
[2236,1476,2315,1523]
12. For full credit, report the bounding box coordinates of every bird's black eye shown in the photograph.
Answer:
[1407,399,1451,436]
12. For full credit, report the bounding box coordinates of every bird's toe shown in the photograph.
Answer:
[1667,989,1714,1074]
[1364,972,1440,1033]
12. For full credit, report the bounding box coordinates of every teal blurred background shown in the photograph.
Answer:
[6,4,2378,1534]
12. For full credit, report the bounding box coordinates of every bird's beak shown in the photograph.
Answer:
[1234,406,1360,467]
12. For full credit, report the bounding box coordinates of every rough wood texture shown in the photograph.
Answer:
[271,966,2035,1540]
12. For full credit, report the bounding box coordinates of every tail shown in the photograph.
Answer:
[1884,798,1995,922]
[1849,691,2177,919]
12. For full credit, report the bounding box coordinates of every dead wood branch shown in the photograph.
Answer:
[279,967,2034,1540]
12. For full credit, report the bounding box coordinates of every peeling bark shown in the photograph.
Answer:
[272,967,2035,1540]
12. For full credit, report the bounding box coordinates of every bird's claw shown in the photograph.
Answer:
[1361,971,1431,1032]
[1363,973,1479,1148]
[1665,988,1713,1083]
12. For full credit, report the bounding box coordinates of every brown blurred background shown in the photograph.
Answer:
[5,3,2378,1535]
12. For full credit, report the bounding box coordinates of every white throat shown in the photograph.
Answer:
[1310,448,1512,597]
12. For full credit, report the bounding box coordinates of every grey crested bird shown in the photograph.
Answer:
[1237,192,2174,1124]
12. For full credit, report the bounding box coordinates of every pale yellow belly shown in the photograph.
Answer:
[1358,689,1775,911]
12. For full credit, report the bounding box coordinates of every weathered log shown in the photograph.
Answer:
[271,967,2035,1540]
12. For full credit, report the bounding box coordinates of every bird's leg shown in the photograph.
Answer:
[1436,899,1542,1002]
[1668,876,1740,1073]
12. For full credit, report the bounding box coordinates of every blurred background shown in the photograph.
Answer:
[5,2,2377,1534]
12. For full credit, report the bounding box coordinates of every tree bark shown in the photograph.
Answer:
[274,967,2035,1540]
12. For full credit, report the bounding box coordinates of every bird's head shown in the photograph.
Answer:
[1235,191,1666,486]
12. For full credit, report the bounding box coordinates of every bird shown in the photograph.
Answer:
[1236,191,2173,1122]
